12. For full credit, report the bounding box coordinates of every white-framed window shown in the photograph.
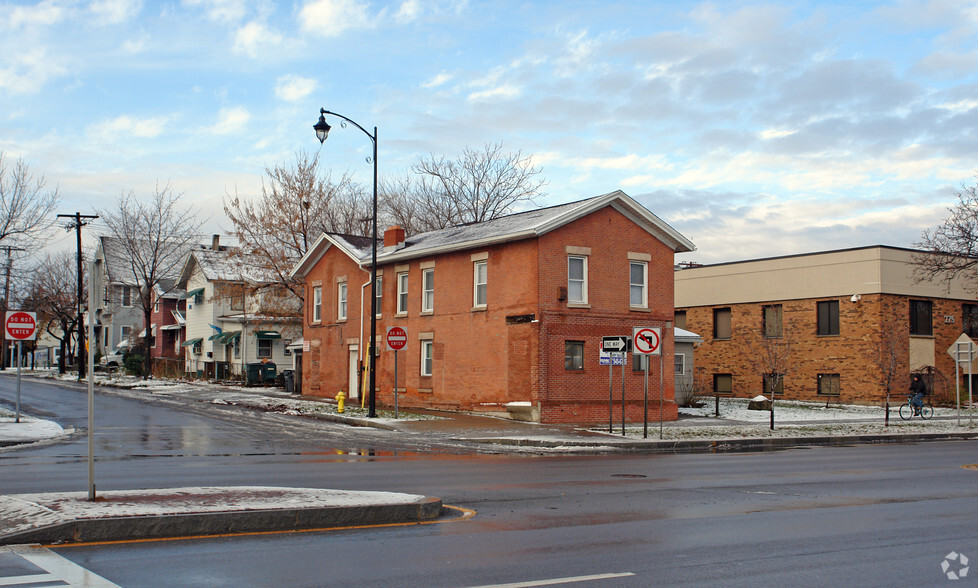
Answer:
[629,261,648,308]
[422,268,434,312]
[120,325,131,344]
[473,260,487,308]
[121,285,133,307]
[337,282,347,321]
[397,272,408,315]
[283,339,292,356]
[374,276,383,318]
[421,340,433,376]
[568,256,588,304]
[674,353,685,375]
[313,285,322,323]
[257,338,272,359]
[233,336,240,359]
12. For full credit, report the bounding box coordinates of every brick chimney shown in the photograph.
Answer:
[211,234,221,250]
[384,226,406,251]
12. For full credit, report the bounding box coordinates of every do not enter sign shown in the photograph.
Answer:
[386,326,408,351]
[5,311,37,341]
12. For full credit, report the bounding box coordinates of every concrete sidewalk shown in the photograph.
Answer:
[0,487,443,546]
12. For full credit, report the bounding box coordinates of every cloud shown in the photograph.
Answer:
[299,0,372,37]
[275,75,317,102]
[395,0,422,23]
[87,114,169,141]
[233,21,284,57]
[89,0,142,25]
[422,71,453,89]
[2,0,65,29]
[209,107,251,135]
[0,49,66,95]
[183,0,249,23]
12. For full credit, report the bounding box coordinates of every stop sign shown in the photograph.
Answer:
[5,311,37,341]
[386,326,407,351]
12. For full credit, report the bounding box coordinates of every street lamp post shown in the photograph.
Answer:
[314,108,379,418]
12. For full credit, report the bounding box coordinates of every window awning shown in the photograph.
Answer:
[181,288,204,300]
[254,330,281,339]
[181,337,203,347]
[160,323,182,331]
[215,330,241,344]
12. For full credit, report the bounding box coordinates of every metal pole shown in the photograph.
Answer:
[643,353,649,439]
[957,343,963,426]
[621,355,626,436]
[659,350,664,440]
[608,357,615,433]
[88,259,98,501]
[394,349,399,419]
[969,343,974,427]
[15,341,21,422]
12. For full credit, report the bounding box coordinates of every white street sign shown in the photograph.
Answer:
[632,327,661,355]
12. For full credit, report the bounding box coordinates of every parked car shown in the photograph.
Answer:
[100,349,125,369]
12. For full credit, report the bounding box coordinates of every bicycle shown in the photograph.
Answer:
[899,394,933,420]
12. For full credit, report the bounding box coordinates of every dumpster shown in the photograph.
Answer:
[262,362,277,383]
[282,369,295,393]
[246,362,264,386]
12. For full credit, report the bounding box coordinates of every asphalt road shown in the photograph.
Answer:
[2,377,978,587]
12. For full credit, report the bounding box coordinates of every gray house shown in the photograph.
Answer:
[93,236,146,357]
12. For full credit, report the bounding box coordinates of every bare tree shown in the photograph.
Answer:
[23,252,80,374]
[0,153,60,249]
[99,182,203,379]
[743,307,796,430]
[224,151,371,305]
[914,175,978,290]
[386,142,546,233]
[871,305,906,427]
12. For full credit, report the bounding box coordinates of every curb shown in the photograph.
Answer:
[0,496,443,546]
[467,431,978,453]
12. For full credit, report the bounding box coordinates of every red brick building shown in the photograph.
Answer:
[674,246,978,404]
[148,279,186,360]
[290,191,695,424]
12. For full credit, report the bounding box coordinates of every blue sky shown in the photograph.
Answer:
[1,0,976,264]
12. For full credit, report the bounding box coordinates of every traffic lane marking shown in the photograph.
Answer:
[44,504,477,548]
[464,572,637,587]
[1,545,119,587]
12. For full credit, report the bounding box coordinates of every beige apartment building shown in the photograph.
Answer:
[675,246,978,404]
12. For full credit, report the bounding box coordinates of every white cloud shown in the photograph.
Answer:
[275,75,317,102]
[233,21,283,57]
[467,85,520,101]
[183,0,249,23]
[87,114,169,141]
[421,71,453,88]
[0,49,66,95]
[4,0,65,29]
[395,0,422,23]
[299,0,372,37]
[89,0,142,25]
[209,107,251,135]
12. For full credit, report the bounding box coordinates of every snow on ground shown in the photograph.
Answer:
[6,487,426,520]
[0,409,67,444]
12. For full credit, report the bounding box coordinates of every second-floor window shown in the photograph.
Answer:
[763,304,782,338]
[568,256,587,304]
[374,276,383,318]
[910,299,933,336]
[397,272,408,315]
[629,261,647,308]
[337,282,347,321]
[473,261,487,308]
[714,308,732,340]
[122,285,133,307]
[422,268,434,312]
[313,286,322,323]
[817,300,840,336]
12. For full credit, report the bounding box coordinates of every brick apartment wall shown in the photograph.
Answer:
[299,204,685,425]
[679,293,976,404]
[535,207,679,424]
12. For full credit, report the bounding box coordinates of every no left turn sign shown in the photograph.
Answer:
[632,327,661,355]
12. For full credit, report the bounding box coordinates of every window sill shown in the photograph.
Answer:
[567,302,590,309]
[629,306,651,313]
[471,306,487,313]
[417,388,433,394]
[420,310,434,316]
[395,312,408,318]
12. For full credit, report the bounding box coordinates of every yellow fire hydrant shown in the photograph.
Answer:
[336,390,346,413]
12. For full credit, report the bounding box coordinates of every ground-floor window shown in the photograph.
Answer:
[817,373,841,396]
[257,338,273,359]
[421,340,433,376]
[713,373,732,395]
[564,341,584,371]
[763,373,784,396]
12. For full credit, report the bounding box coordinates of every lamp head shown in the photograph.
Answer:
[314,109,331,144]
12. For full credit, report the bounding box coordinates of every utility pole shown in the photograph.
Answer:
[58,213,98,380]
[0,246,26,370]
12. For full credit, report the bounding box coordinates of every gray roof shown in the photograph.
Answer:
[179,245,281,286]
[98,236,196,285]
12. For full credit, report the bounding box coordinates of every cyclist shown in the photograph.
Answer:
[910,374,927,415]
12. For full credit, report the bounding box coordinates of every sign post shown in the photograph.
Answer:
[633,327,662,439]
[948,334,976,426]
[386,327,408,419]
[5,311,36,424]
[602,337,630,434]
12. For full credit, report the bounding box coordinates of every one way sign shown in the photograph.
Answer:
[602,336,631,352]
